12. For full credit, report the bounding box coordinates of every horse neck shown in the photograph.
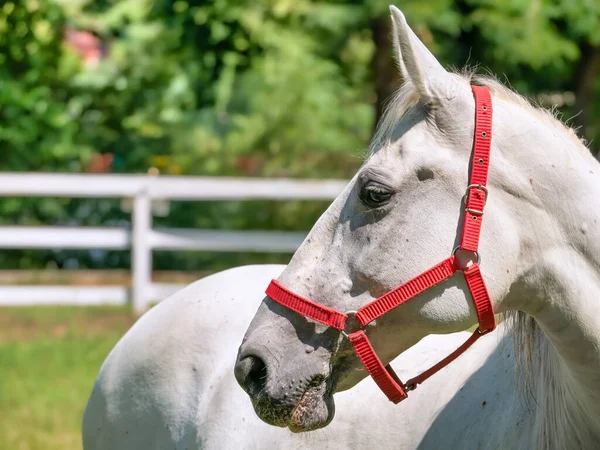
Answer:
[495,98,600,447]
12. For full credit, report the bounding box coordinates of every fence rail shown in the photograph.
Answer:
[0,173,346,312]
[0,172,346,200]
[0,226,307,252]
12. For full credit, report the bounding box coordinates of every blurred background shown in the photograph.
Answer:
[0,0,599,448]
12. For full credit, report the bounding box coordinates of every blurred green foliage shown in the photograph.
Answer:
[0,0,599,270]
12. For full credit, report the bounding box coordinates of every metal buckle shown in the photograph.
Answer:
[341,311,363,338]
[452,247,481,269]
[462,184,488,216]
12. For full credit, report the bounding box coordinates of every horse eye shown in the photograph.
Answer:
[360,184,393,208]
[367,190,391,204]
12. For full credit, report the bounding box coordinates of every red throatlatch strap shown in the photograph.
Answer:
[404,330,483,390]
[266,279,347,330]
[401,263,496,390]
[460,85,492,252]
[348,330,408,404]
[356,257,459,327]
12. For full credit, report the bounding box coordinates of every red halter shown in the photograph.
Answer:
[265,85,496,404]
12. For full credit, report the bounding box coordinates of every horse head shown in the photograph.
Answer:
[235,5,541,432]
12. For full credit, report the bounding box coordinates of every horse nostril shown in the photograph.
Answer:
[234,355,267,396]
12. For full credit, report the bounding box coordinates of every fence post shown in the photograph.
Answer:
[132,186,151,314]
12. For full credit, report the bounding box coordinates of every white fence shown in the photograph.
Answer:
[0,173,347,312]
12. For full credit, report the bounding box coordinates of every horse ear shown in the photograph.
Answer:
[390,6,455,105]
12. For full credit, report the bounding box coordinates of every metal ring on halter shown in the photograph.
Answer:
[341,310,362,338]
[452,246,481,269]
[462,184,488,206]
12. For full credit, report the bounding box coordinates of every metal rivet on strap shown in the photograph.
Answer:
[481,131,487,137]
[472,215,477,220]
[404,383,416,392]
[478,158,484,164]
[482,105,487,111]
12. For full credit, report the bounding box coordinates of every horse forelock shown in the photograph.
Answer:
[367,80,420,157]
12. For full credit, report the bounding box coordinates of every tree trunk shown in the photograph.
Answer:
[573,43,600,155]
[370,16,401,132]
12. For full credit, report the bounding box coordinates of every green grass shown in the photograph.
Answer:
[0,305,492,450]
[0,306,136,450]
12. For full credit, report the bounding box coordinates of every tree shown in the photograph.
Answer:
[2,0,599,271]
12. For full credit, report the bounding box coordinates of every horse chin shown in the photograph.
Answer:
[288,383,334,432]
[251,380,335,432]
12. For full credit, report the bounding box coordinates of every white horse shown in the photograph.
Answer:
[82,264,526,449]
[236,6,600,450]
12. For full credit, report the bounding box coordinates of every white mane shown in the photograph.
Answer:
[369,71,590,158]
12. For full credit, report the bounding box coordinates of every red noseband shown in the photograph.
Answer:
[265,85,496,404]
